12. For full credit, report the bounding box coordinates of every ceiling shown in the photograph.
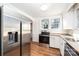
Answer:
[10,3,73,18]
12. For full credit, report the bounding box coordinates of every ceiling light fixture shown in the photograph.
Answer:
[40,5,48,11]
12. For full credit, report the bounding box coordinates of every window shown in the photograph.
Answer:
[41,19,49,29]
[51,18,60,29]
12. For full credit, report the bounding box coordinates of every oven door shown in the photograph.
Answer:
[39,35,49,44]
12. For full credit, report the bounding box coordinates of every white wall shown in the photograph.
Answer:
[32,18,40,42]
[32,16,63,42]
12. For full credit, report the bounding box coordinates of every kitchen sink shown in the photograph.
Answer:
[62,34,72,36]
[65,38,75,42]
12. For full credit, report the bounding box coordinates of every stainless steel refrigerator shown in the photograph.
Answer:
[2,15,32,56]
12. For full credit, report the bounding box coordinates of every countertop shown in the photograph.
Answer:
[50,33,79,53]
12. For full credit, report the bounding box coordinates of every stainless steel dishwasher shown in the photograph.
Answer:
[64,43,79,56]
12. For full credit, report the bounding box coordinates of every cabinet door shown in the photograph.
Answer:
[54,36,65,56]
[63,10,75,29]
[50,36,55,47]
[50,36,65,56]
[54,36,60,48]
[50,36,61,48]
[75,8,79,28]
[59,39,65,56]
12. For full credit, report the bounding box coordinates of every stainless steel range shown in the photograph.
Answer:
[39,31,50,44]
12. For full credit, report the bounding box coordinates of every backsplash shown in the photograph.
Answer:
[63,29,73,36]
[62,29,79,41]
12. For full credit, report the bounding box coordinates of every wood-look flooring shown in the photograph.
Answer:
[3,43,30,56]
[3,42,61,56]
[30,42,61,56]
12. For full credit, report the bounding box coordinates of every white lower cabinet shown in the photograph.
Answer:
[50,36,61,48]
[50,35,65,56]
[50,36,55,48]
[59,39,65,56]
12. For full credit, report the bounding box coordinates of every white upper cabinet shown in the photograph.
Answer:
[63,10,76,29]
[63,4,79,29]
[75,6,79,29]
